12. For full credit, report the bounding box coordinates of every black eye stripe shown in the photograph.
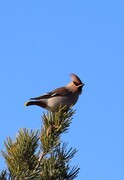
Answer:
[73,81,79,86]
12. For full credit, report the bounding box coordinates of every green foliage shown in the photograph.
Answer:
[39,143,79,180]
[40,107,75,153]
[1,129,39,179]
[1,107,80,179]
[0,170,8,180]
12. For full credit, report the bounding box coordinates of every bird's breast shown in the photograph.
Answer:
[47,92,79,109]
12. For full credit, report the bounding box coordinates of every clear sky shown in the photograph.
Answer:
[0,1,124,179]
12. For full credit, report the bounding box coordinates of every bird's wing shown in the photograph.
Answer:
[52,87,72,96]
[30,87,72,100]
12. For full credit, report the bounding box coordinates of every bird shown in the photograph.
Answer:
[25,73,84,111]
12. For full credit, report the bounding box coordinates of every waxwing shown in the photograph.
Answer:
[25,73,84,111]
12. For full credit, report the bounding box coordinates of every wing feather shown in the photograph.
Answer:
[30,87,72,100]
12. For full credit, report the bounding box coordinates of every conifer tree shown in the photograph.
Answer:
[0,107,80,179]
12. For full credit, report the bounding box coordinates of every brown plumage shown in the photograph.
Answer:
[25,73,84,111]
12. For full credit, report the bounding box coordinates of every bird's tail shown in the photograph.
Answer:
[24,101,47,108]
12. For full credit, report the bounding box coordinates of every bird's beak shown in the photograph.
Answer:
[77,83,85,88]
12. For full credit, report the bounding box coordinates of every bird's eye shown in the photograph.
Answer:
[73,81,79,86]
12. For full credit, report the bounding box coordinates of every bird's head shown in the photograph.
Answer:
[70,73,85,93]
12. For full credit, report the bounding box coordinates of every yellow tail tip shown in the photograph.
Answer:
[24,102,28,107]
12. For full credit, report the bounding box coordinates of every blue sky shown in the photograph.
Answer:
[0,0,124,179]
